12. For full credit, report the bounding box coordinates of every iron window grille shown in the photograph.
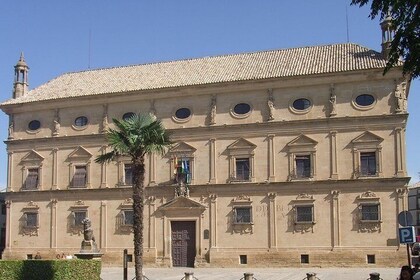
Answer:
[233,207,252,224]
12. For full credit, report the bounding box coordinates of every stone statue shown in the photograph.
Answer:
[8,115,14,140]
[150,100,157,120]
[329,85,337,116]
[209,95,216,125]
[395,81,407,113]
[267,89,274,121]
[74,217,102,259]
[102,104,108,133]
[52,109,60,136]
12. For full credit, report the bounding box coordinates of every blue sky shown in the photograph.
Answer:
[0,0,418,189]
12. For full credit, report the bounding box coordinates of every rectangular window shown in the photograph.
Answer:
[361,204,380,221]
[233,207,252,224]
[73,211,87,227]
[123,210,134,226]
[25,168,39,189]
[175,159,191,184]
[72,166,87,188]
[301,254,309,264]
[295,155,311,178]
[360,152,377,176]
[235,158,250,181]
[296,205,314,223]
[124,164,133,185]
[25,212,38,228]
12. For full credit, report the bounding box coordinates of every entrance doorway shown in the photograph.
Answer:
[171,221,196,267]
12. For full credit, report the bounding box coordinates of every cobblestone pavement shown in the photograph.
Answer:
[101,267,401,280]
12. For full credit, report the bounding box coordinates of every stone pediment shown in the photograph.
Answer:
[68,146,92,160]
[158,196,206,212]
[227,138,256,151]
[21,150,44,164]
[169,142,196,155]
[351,131,383,144]
[287,135,318,147]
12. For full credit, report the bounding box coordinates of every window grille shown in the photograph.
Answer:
[25,168,39,189]
[72,166,87,188]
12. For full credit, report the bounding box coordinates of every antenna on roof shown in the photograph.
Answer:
[345,3,350,42]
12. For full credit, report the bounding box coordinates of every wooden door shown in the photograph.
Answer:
[171,221,196,267]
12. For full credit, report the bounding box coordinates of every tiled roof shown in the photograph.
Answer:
[1,43,392,105]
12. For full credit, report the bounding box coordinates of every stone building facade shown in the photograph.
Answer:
[0,25,413,267]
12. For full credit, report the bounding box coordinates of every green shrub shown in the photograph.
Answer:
[0,259,101,280]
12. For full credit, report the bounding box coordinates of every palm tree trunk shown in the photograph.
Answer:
[133,155,145,280]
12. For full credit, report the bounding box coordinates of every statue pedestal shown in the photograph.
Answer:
[75,240,103,260]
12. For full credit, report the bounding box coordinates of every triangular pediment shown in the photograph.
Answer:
[287,135,318,147]
[68,146,92,160]
[352,131,383,144]
[169,142,196,155]
[21,150,44,163]
[227,138,257,151]
[158,196,206,211]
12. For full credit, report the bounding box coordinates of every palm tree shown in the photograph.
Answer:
[95,114,171,280]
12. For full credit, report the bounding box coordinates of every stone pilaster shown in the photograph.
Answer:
[52,148,58,190]
[7,151,13,192]
[395,127,406,177]
[331,190,340,248]
[330,131,338,179]
[5,200,11,252]
[267,135,275,182]
[209,194,218,248]
[100,201,107,251]
[149,153,156,186]
[148,196,156,249]
[209,139,216,184]
[268,192,277,248]
[100,146,108,188]
[50,199,58,249]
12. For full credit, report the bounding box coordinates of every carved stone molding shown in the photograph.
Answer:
[357,191,378,200]
[359,221,381,233]
[396,188,408,197]
[295,193,314,201]
[331,190,340,198]
[232,194,251,203]
[232,223,253,234]
[121,198,133,207]
[209,194,217,202]
[267,192,277,200]
[293,222,314,234]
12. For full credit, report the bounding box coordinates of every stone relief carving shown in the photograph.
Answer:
[357,191,377,199]
[358,221,381,233]
[232,194,251,202]
[296,193,314,200]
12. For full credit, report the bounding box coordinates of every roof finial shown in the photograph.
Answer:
[380,12,394,59]
[13,52,29,98]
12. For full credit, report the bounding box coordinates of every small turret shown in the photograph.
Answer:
[13,52,29,99]
[380,14,394,59]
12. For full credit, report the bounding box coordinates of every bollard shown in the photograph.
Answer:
[184,272,195,280]
[244,272,254,280]
[369,272,381,280]
[306,272,317,280]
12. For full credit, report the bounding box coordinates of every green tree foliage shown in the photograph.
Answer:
[351,0,419,78]
[96,114,171,280]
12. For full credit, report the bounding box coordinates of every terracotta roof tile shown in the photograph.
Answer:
[1,43,392,105]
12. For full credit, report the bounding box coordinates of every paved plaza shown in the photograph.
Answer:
[101,267,402,280]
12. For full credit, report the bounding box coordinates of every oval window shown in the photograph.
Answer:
[175,108,191,119]
[74,116,88,127]
[123,112,135,120]
[292,98,311,110]
[355,94,375,107]
[28,120,41,131]
[233,103,251,115]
